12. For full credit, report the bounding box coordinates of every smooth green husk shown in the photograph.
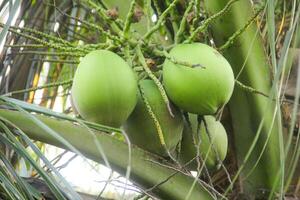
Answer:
[179,114,228,170]
[204,0,282,196]
[163,43,235,115]
[0,109,214,200]
[123,79,183,156]
[72,50,138,127]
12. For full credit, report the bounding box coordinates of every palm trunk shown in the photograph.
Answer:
[204,0,282,197]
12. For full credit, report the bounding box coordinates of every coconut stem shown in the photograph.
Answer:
[218,4,265,51]
[136,45,175,117]
[138,83,180,165]
[185,0,239,43]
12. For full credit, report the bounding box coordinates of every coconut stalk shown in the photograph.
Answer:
[204,0,282,197]
[0,108,214,200]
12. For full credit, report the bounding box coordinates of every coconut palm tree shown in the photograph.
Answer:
[0,0,299,199]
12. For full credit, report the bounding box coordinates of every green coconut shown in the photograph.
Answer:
[71,50,138,127]
[123,80,183,156]
[179,114,228,170]
[163,43,235,115]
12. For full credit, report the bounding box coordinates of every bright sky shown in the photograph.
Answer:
[45,145,138,199]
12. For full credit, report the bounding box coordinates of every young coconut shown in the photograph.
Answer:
[123,80,183,156]
[163,43,235,115]
[71,50,138,127]
[179,114,228,170]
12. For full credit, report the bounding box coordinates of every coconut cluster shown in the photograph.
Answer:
[71,43,234,170]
